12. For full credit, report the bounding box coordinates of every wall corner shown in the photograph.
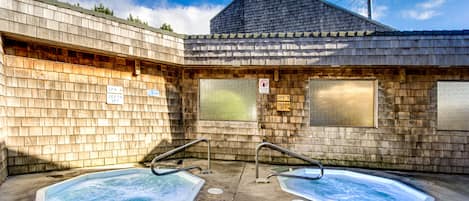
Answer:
[0,34,7,184]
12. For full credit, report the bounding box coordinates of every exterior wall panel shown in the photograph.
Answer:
[182,68,469,174]
[2,51,184,175]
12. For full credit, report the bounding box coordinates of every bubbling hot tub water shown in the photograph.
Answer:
[36,168,204,201]
[277,168,434,201]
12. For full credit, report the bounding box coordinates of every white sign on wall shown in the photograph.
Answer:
[107,85,124,104]
[147,89,161,97]
[107,85,123,94]
[259,79,270,94]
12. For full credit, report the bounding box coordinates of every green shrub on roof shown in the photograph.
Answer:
[160,23,173,32]
[93,3,114,16]
[127,14,148,26]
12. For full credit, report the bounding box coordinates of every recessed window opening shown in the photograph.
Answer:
[437,81,469,131]
[309,79,377,127]
[199,79,257,121]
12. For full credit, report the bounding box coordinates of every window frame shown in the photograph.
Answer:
[308,78,378,128]
[197,78,258,122]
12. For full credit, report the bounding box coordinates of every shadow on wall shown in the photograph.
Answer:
[6,147,74,175]
[0,139,7,183]
[4,139,182,176]
[137,61,186,164]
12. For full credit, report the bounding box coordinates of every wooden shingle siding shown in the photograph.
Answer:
[2,51,185,175]
[0,0,184,64]
[184,33,469,66]
[0,36,7,183]
[210,0,393,34]
[0,0,467,179]
[182,67,469,174]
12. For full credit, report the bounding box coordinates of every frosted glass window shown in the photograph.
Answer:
[309,80,377,127]
[437,81,469,130]
[199,79,257,121]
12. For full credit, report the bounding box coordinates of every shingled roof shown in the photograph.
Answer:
[210,0,394,34]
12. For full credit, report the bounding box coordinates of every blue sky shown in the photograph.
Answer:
[62,0,469,34]
[327,0,469,30]
[137,0,231,7]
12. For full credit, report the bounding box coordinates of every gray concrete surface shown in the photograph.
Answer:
[0,159,468,201]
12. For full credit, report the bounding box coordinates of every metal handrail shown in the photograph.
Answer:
[150,138,211,176]
[255,142,324,183]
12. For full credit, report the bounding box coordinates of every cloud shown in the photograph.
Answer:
[402,0,446,20]
[355,5,388,20]
[403,10,439,20]
[59,0,224,34]
[418,0,445,9]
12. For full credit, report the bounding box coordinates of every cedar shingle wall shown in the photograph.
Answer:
[182,68,469,174]
[2,38,469,174]
[0,0,184,64]
[0,36,7,183]
[0,0,466,177]
[184,34,469,66]
[2,42,184,175]
[210,0,245,34]
[210,0,392,34]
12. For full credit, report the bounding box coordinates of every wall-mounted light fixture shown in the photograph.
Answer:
[274,69,279,82]
[134,60,141,76]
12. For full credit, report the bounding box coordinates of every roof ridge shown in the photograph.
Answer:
[186,30,469,39]
[209,0,239,23]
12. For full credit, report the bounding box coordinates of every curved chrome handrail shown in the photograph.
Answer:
[255,142,324,182]
[150,138,211,176]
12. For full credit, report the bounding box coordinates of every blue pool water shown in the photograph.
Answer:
[277,168,434,201]
[37,168,204,201]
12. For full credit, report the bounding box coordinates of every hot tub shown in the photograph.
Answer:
[277,168,434,201]
[36,168,204,201]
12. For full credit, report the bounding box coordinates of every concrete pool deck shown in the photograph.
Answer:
[0,159,468,201]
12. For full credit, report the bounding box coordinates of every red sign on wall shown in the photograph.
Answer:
[259,79,269,94]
